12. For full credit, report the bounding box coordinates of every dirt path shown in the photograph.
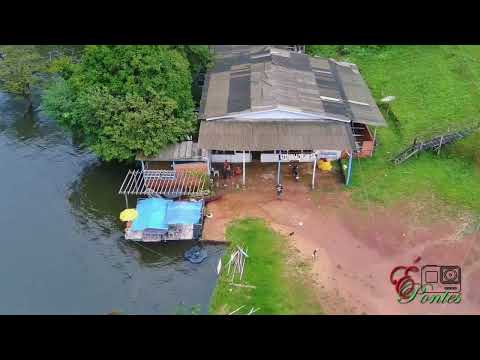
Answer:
[202,163,480,314]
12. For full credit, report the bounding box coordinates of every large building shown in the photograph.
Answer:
[197,45,387,185]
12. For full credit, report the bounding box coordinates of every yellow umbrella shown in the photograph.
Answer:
[119,208,138,222]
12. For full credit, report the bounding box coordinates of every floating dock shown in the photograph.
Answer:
[124,198,204,242]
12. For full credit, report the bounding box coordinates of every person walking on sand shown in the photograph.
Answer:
[312,248,318,260]
[276,183,283,199]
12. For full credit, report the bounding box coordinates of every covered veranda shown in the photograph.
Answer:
[199,120,356,188]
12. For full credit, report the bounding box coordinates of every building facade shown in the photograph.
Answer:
[196,45,387,186]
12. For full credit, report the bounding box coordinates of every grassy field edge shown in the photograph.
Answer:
[208,218,323,315]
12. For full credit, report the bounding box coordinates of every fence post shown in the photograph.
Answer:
[437,136,444,155]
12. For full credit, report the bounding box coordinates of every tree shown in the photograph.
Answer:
[0,45,47,111]
[42,45,196,162]
[169,45,212,77]
[169,45,213,104]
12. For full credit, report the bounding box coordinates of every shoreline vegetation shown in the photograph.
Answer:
[209,218,323,315]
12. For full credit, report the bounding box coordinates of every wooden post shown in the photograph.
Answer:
[277,150,281,185]
[311,156,317,189]
[437,136,444,155]
[242,151,246,186]
[373,128,377,155]
[124,194,129,208]
[417,141,423,158]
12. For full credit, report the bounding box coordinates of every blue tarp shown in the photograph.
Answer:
[165,201,203,225]
[131,198,203,232]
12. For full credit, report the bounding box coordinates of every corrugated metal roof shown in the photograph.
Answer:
[199,45,387,127]
[136,141,207,162]
[198,120,355,152]
[333,61,386,126]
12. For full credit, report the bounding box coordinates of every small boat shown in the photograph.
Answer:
[184,245,208,264]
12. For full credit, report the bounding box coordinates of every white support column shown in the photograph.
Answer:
[206,149,211,174]
[277,150,281,185]
[141,161,145,171]
[124,194,129,208]
[312,156,317,189]
[242,150,246,186]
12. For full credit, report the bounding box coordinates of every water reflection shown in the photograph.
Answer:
[68,160,128,236]
[0,45,224,314]
[119,239,202,267]
[68,160,217,269]
[0,92,71,148]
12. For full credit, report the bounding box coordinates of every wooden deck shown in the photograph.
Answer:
[125,223,203,242]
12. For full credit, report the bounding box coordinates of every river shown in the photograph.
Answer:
[0,50,223,314]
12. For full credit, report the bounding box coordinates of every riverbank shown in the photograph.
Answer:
[209,218,323,315]
[0,85,223,314]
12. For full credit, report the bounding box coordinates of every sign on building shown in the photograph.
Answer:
[261,150,341,163]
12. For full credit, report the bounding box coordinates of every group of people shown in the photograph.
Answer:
[217,160,241,179]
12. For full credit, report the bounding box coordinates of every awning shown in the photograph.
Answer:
[198,120,355,152]
[118,170,209,197]
[136,141,206,162]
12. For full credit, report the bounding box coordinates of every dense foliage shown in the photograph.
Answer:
[169,45,212,78]
[0,45,47,109]
[169,45,212,104]
[42,45,198,161]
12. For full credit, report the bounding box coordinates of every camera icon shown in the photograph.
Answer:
[421,265,461,293]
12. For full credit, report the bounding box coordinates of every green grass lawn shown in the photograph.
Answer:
[307,45,480,215]
[209,218,323,315]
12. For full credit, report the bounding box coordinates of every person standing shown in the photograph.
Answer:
[223,160,228,180]
[226,162,232,178]
[276,183,283,199]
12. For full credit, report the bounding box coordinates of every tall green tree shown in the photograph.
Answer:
[169,45,212,77]
[42,45,196,162]
[0,45,47,111]
[169,45,212,104]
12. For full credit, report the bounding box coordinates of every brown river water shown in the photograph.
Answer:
[0,46,223,314]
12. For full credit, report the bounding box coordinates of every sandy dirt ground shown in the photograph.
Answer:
[202,162,480,314]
